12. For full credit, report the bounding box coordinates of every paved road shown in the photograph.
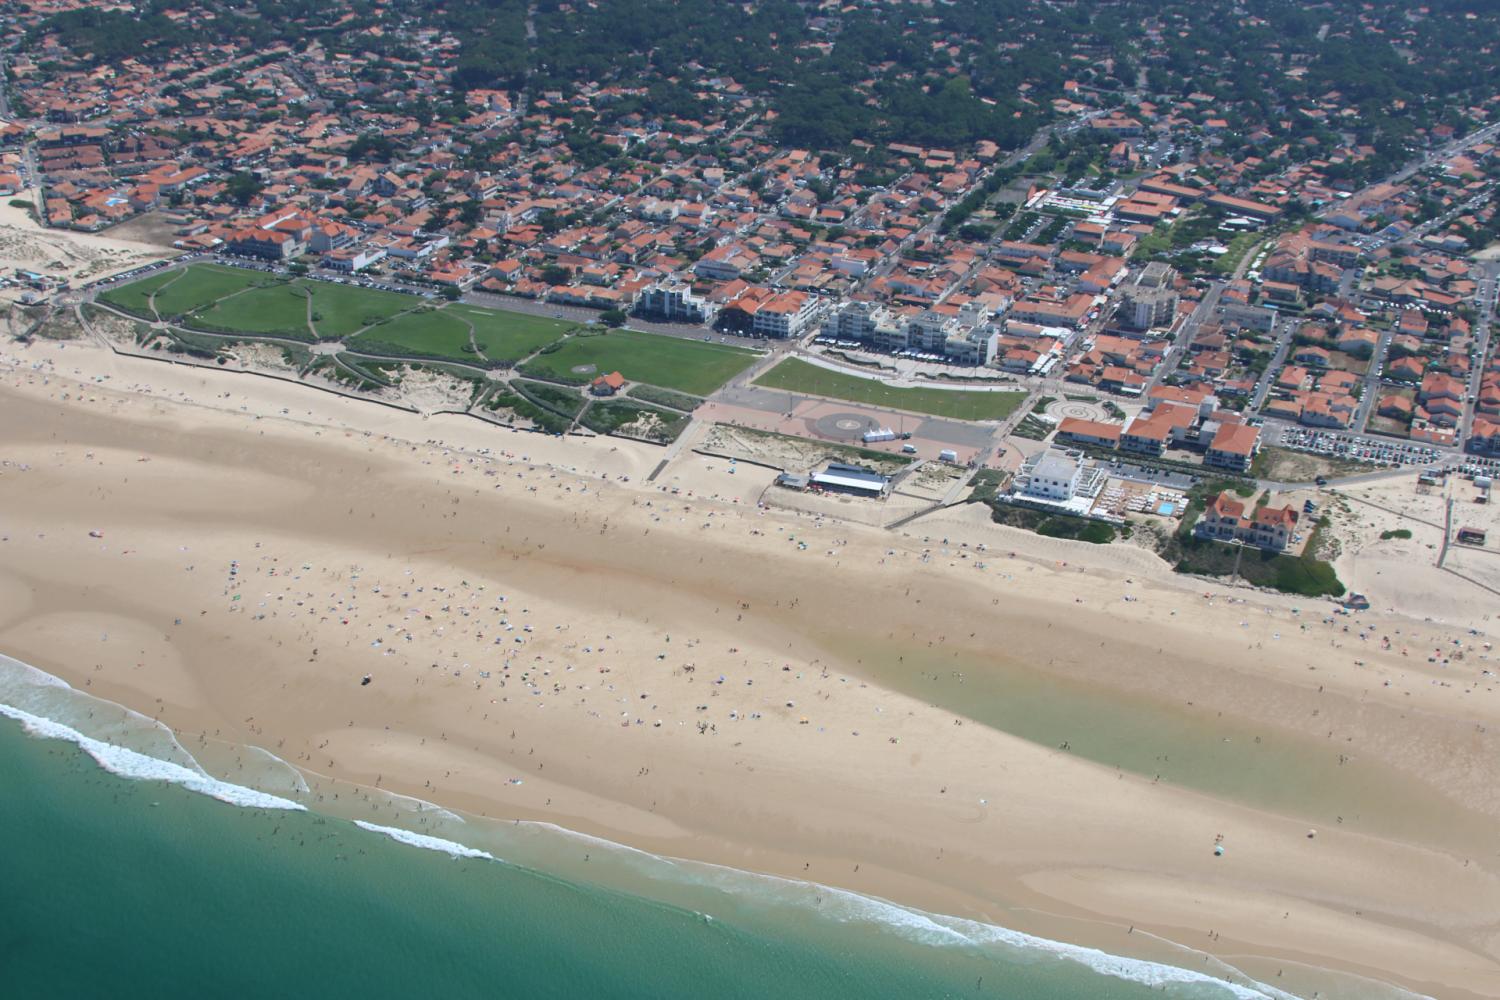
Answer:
[1320,122,1500,223]
[1350,322,1395,434]
[1147,281,1225,393]
[1248,315,1295,412]
[1459,261,1499,448]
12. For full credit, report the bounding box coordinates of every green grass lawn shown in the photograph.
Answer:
[97,269,180,318]
[754,357,1025,421]
[150,264,268,318]
[444,304,570,363]
[520,329,759,395]
[299,280,416,338]
[347,308,479,364]
[187,283,312,340]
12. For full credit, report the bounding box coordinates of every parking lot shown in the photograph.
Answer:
[1456,455,1500,478]
[1092,458,1199,490]
[1273,425,1445,467]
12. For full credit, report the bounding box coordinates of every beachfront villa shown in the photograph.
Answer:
[1195,491,1300,551]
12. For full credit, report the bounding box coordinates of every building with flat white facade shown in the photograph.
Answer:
[636,280,719,324]
[1022,451,1084,500]
[752,290,824,339]
[1118,261,1179,331]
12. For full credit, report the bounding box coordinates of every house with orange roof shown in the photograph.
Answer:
[1377,394,1414,421]
[1197,491,1300,551]
[590,371,625,396]
[225,225,303,260]
[1469,416,1500,455]
[1204,423,1261,473]
[1056,418,1124,449]
[1120,403,1197,456]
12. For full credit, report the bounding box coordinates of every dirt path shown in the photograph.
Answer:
[302,284,317,340]
[143,268,184,323]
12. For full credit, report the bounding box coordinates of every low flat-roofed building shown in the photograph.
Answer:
[810,462,889,497]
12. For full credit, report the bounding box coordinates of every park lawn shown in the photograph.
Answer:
[347,308,478,364]
[150,264,269,318]
[754,357,1025,421]
[299,279,416,338]
[187,282,312,339]
[444,304,570,363]
[97,269,179,317]
[521,329,759,395]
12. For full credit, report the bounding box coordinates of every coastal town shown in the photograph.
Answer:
[4,1,1500,602]
[6,4,1500,998]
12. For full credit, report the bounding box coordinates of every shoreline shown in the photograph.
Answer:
[0,655,1297,1000]
[1,335,1497,998]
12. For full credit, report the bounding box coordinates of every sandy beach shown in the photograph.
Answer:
[2,335,1499,998]
[0,195,178,303]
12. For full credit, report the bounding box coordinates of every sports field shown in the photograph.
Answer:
[754,357,1025,421]
[445,304,570,363]
[520,329,759,395]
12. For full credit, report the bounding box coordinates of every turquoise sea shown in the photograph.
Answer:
[0,655,1414,999]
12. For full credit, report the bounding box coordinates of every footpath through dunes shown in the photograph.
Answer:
[0,342,1498,999]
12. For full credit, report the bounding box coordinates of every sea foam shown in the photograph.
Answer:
[0,652,204,770]
[692,863,1305,1000]
[353,821,495,860]
[0,702,305,811]
[524,820,1335,1000]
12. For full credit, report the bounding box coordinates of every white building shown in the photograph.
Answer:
[821,300,881,341]
[1118,261,1179,331]
[322,245,388,272]
[944,331,998,366]
[752,291,824,339]
[636,280,719,325]
[906,310,953,353]
[1022,451,1084,500]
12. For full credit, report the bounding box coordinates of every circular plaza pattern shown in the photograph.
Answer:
[812,412,877,441]
[1047,398,1107,422]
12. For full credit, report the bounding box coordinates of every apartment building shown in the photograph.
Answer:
[1117,262,1179,331]
[637,280,720,325]
[751,290,823,339]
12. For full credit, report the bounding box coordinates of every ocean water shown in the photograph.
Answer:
[0,655,1415,1000]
